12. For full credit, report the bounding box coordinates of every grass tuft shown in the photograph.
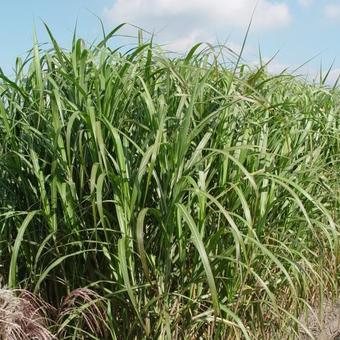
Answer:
[0,24,339,338]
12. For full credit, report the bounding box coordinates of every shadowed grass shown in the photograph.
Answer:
[0,25,339,339]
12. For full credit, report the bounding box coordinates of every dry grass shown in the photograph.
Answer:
[0,288,54,339]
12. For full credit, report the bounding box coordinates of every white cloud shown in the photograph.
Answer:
[266,61,290,74]
[324,4,340,20]
[104,0,291,52]
[325,68,340,84]
[165,30,211,52]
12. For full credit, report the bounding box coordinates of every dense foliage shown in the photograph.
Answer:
[0,26,339,338]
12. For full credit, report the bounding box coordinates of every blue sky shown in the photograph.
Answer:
[1,1,340,82]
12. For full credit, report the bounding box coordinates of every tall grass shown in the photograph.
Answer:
[0,25,339,339]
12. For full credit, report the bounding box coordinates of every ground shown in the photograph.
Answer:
[299,299,340,339]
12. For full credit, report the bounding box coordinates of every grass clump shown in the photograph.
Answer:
[0,25,339,339]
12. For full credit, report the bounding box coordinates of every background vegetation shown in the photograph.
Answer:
[0,25,339,339]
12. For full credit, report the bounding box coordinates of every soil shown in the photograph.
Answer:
[299,299,340,340]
